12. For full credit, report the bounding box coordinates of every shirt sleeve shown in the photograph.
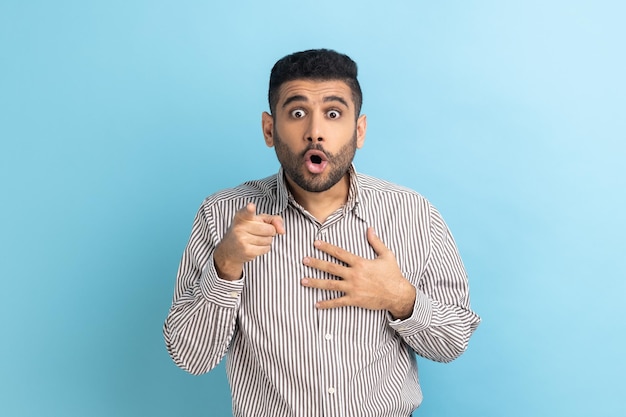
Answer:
[163,203,243,375]
[388,204,481,363]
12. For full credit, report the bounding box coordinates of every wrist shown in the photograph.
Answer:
[214,247,244,281]
[389,282,416,320]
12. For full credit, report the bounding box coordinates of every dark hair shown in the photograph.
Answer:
[268,49,362,117]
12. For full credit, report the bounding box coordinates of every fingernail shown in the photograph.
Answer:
[302,257,310,265]
[301,278,309,285]
[314,240,321,248]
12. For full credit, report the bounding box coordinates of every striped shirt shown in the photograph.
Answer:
[164,166,480,416]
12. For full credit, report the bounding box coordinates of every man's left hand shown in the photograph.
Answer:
[301,227,416,320]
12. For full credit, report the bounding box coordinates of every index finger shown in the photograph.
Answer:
[236,202,257,221]
[258,214,286,235]
[313,240,358,265]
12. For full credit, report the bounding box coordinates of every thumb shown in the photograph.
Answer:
[367,227,389,256]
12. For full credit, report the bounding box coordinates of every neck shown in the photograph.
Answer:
[285,174,350,224]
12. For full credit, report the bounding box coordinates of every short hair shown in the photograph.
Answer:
[268,49,363,117]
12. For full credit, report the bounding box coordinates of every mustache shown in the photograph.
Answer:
[300,144,331,158]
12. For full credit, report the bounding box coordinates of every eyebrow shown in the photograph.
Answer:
[281,94,350,109]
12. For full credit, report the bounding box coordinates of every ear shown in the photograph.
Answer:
[262,112,274,147]
[356,114,367,149]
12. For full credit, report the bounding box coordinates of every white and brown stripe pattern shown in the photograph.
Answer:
[164,165,480,416]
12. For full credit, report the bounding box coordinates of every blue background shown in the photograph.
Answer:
[1,1,624,416]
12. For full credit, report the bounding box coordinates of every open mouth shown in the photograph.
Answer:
[304,149,328,174]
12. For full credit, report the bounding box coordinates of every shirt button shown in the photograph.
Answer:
[327,387,336,395]
[324,333,333,341]
[229,291,239,298]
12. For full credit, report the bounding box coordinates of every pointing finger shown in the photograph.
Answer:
[270,216,286,235]
[257,214,286,235]
[237,202,257,221]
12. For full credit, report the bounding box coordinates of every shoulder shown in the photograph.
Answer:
[357,172,431,209]
[199,173,279,214]
[355,172,449,234]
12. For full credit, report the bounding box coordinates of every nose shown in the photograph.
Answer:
[305,112,324,142]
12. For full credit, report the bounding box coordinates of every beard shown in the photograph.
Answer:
[273,128,358,193]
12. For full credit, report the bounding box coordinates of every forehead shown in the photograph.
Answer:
[276,79,354,108]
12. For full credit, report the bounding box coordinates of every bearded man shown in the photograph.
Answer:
[164,48,480,417]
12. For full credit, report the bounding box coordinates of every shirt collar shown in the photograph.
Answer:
[273,164,368,223]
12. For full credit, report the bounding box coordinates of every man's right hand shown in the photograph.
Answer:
[213,203,285,281]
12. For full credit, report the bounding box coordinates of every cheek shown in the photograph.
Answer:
[276,122,303,143]
[331,121,358,140]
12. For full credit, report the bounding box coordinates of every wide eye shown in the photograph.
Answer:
[327,110,341,119]
[291,109,306,118]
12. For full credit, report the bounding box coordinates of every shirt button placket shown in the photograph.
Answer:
[320,321,340,415]
[316,225,340,415]
[324,333,338,407]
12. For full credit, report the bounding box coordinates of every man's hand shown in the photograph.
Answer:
[214,203,285,281]
[301,227,416,320]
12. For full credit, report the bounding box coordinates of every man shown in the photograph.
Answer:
[164,49,480,416]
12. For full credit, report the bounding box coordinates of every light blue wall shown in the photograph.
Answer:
[1,1,624,416]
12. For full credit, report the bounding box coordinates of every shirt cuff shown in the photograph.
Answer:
[199,255,245,309]
[388,289,433,336]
